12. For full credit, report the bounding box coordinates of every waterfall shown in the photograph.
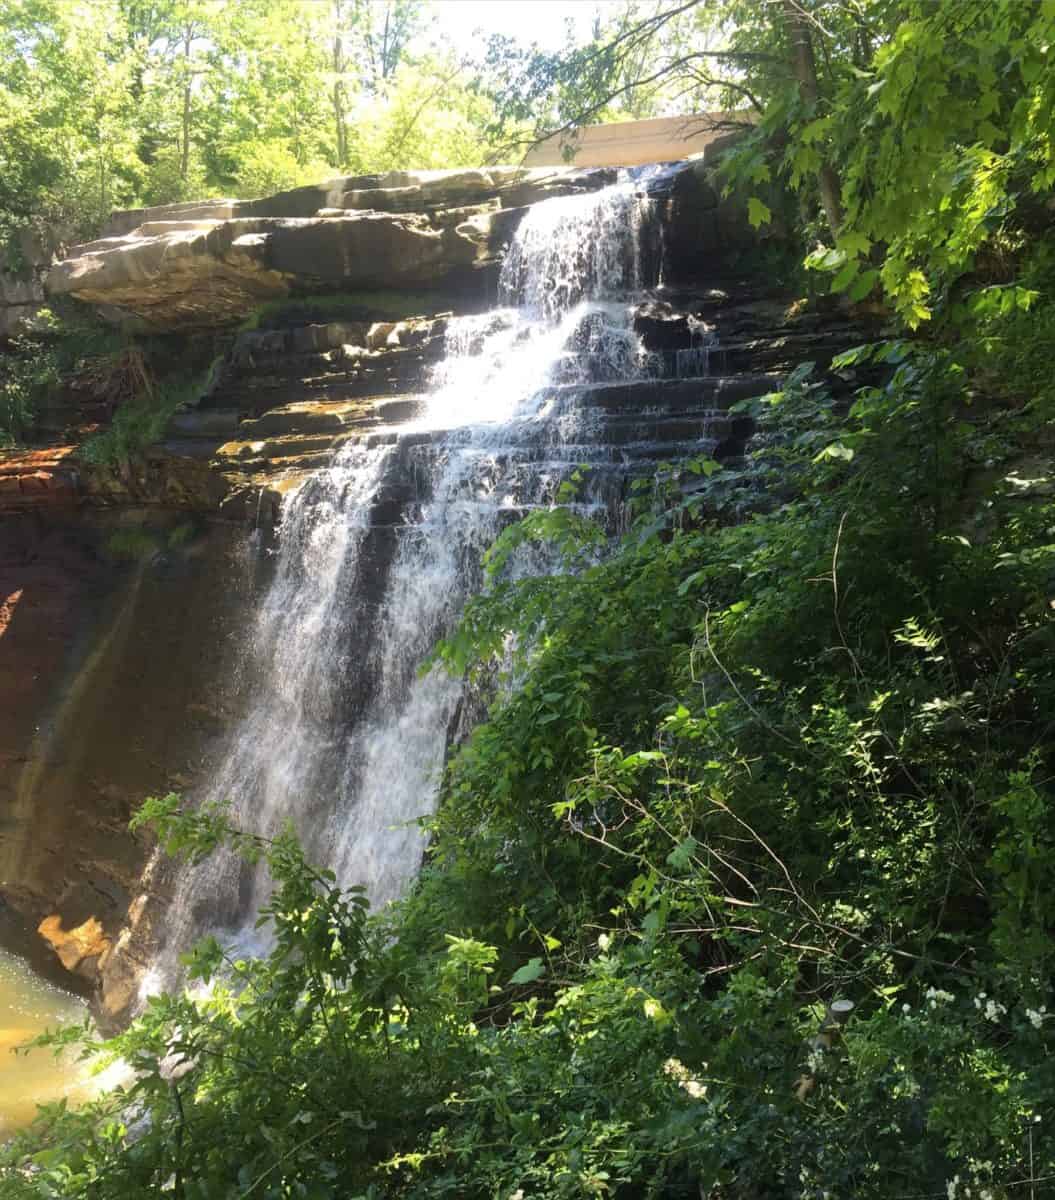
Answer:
[152,179,700,980]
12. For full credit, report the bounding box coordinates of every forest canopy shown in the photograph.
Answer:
[0,0,716,255]
[0,0,496,249]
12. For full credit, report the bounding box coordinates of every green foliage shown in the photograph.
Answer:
[0,309,127,445]
[7,4,1055,1196]
[7,322,1055,1196]
[0,329,60,446]
[962,245,1055,420]
[0,306,212,456]
[0,0,506,256]
[483,0,1055,333]
[730,0,1055,326]
[78,368,205,469]
[479,1,729,152]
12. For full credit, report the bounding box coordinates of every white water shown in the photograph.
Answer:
[154,180,675,978]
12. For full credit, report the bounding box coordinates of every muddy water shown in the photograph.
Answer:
[0,947,91,1134]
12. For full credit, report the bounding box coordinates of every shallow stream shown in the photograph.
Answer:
[0,945,91,1135]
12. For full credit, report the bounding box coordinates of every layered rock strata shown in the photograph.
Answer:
[43,160,772,334]
[45,167,623,332]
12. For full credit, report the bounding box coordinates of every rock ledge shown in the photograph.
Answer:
[46,166,619,332]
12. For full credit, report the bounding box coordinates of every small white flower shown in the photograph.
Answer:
[510,1190,525,1200]
[902,1002,911,1014]
[663,1058,687,1080]
[1026,1007,1046,1029]
[925,987,954,1007]
[980,1189,993,1200]
[663,1057,706,1098]
[984,999,1007,1023]
[947,1174,960,1200]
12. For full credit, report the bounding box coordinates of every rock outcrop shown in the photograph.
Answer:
[1,228,54,339]
[0,271,46,339]
[37,914,111,977]
[45,166,623,332]
[0,511,256,1025]
[43,160,773,334]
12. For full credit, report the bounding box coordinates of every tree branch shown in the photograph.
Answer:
[493,51,763,164]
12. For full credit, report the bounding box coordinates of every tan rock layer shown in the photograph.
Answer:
[38,914,111,975]
[46,166,618,332]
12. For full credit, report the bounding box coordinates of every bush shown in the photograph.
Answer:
[0,333,59,444]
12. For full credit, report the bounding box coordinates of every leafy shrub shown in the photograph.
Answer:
[0,331,59,444]
[0,310,146,447]
[964,246,1055,420]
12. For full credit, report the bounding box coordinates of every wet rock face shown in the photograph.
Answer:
[0,512,255,1024]
[45,166,621,333]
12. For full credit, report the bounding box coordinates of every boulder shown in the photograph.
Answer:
[46,218,291,331]
[266,212,464,284]
[38,914,111,977]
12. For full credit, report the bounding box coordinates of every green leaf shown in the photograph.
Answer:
[666,835,699,872]
[509,957,546,985]
[814,442,855,463]
[805,247,845,271]
[831,344,874,369]
[747,197,772,228]
[837,232,872,257]
[831,260,861,293]
[848,269,880,302]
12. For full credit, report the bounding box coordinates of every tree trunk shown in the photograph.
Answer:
[332,0,348,168]
[782,0,843,237]
[99,137,107,218]
[180,28,192,183]
[292,101,303,165]
[381,4,391,81]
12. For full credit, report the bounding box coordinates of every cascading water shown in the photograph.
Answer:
[153,179,710,981]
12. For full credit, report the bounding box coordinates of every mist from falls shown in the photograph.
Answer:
[152,179,689,982]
